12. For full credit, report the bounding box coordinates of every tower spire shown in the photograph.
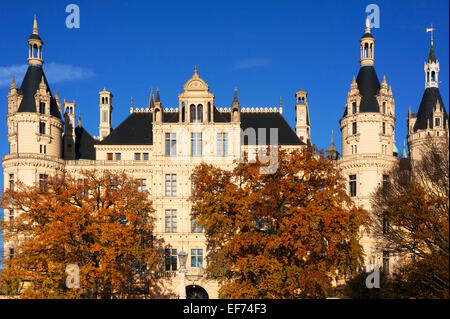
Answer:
[27,15,44,66]
[360,16,375,66]
[365,15,371,34]
[33,14,38,35]
[155,88,160,103]
[149,89,155,108]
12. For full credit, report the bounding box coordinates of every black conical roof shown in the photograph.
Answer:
[413,87,447,131]
[428,45,437,63]
[356,65,380,112]
[17,64,61,118]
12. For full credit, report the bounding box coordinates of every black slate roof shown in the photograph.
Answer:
[100,113,153,145]
[428,45,437,63]
[17,65,61,118]
[413,87,447,131]
[97,108,303,146]
[28,34,42,41]
[356,65,380,112]
[361,32,374,39]
[75,126,97,160]
[240,113,304,146]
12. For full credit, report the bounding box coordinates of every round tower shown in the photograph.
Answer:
[4,15,65,190]
[407,27,449,163]
[337,18,398,272]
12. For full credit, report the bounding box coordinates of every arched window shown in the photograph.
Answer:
[431,71,436,82]
[197,104,203,123]
[364,43,369,58]
[33,44,38,58]
[102,97,105,104]
[427,72,430,82]
[190,104,196,122]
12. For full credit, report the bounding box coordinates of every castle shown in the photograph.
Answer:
[2,16,448,298]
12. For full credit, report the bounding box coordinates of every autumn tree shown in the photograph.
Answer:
[191,148,367,298]
[370,136,449,298]
[0,170,163,299]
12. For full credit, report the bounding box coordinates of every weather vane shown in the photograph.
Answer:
[426,24,435,46]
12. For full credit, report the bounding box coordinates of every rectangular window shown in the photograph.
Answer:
[165,133,177,156]
[165,174,177,196]
[217,133,228,156]
[382,102,386,114]
[39,102,45,114]
[352,102,357,114]
[383,251,390,274]
[137,178,147,192]
[143,153,149,161]
[435,118,441,127]
[39,122,46,134]
[191,133,202,156]
[9,248,14,260]
[135,153,141,161]
[39,174,49,191]
[107,153,113,161]
[349,175,357,197]
[191,249,203,268]
[115,153,121,161]
[165,249,178,271]
[9,174,14,190]
[165,210,177,233]
[382,122,386,134]
[352,122,357,135]
[9,209,14,222]
[191,218,203,233]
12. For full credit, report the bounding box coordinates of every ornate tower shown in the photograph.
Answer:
[63,100,76,160]
[407,27,448,163]
[3,16,65,261]
[5,15,63,160]
[98,88,113,140]
[337,17,398,272]
[295,89,311,144]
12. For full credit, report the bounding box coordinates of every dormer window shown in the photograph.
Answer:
[435,117,441,127]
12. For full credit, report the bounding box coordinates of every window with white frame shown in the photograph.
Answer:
[217,132,228,156]
[165,174,176,196]
[165,210,177,233]
[165,133,177,156]
[191,249,203,268]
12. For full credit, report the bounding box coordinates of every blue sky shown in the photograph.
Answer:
[0,1,449,256]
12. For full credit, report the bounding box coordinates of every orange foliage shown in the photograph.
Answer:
[0,170,160,299]
[191,148,367,298]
